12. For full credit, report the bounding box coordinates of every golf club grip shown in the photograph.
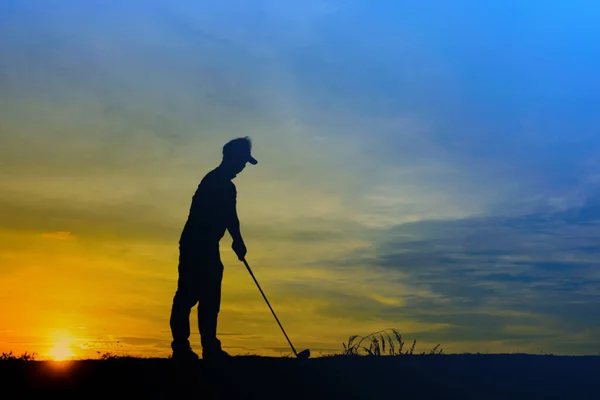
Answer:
[242,259,299,356]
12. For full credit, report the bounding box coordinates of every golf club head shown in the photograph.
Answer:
[297,349,310,359]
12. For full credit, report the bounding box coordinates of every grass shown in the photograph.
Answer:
[341,328,443,356]
[1,351,38,361]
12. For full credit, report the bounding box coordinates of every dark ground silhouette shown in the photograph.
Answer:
[2,354,599,399]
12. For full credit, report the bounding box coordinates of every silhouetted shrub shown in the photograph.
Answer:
[341,328,443,356]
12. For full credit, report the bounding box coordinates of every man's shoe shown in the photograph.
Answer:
[202,348,231,361]
[172,348,199,362]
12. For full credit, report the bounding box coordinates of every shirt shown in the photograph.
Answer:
[179,167,237,246]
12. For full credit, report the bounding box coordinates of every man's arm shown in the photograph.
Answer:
[227,206,244,244]
[227,185,247,260]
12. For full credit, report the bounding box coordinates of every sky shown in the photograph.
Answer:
[1,0,600,360]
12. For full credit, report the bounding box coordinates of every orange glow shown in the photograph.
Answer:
[48,337,75,361]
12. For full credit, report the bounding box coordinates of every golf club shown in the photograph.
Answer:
[241,258,310,359]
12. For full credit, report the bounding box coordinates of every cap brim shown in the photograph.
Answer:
[248,156,258,165]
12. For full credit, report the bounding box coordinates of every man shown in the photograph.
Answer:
[169,137,257,361]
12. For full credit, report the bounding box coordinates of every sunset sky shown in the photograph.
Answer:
[1,0,600,360]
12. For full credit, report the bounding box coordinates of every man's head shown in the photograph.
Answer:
[221,136,258,176]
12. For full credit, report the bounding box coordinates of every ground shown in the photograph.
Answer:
[1,354,598,399]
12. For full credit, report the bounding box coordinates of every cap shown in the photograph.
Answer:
[223,137,258,165]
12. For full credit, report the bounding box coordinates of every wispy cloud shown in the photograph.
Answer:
[40,232,75,240]
[362,199,600,353]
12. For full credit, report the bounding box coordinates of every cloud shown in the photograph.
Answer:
[116,336,169,346]
[356,198,600,353]
[40,231,75,240]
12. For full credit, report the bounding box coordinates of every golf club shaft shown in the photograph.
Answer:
[242,259,299,357]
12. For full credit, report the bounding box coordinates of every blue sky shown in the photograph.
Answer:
[1,0,599,358]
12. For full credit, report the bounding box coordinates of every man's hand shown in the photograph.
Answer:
[232,239,247,261]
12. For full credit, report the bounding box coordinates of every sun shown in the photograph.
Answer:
[48,338,75,361]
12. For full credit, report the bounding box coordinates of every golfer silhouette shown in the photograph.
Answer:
[169,137,257,361]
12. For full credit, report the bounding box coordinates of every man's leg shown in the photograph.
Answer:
[170,249,200,356]
[197,248,225,357]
